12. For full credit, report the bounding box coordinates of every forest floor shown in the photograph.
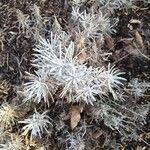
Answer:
[0,0,149,150]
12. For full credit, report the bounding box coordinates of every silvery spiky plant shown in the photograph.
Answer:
[129,78,150,99]
[97,0,133,11]
[64,64,125,104]
[23,30,126,105]
[32,33,73,77]
[71,7,113,40]
[0,134,24,150]
[21,4,128,140]
[16,9,30,35]
[91,104,111,121]
[0,103,18,129]
[144,0,150,3]
[23,71,55,106]
[59,65,88,99]
[100,64,126,100]
[32,4,43,28]
[104,114,125,132]
[71,0,87,5]
[0,128,8,143]
[74,65,126,104]
[19,109,52,139]
[66,133,85,150]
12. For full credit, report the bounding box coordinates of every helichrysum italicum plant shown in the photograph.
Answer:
[22,30,126,105]
[32,4,43,27]
[91,104,111,121]
[65,133,85,150]
[0,103,19,129]
[75,64,126,104]
[144,0,150,3]
[32,33,72,76]
[59,65,88,99]
[71,0,87,5]
[104,114,125,131]
[0,128,9,143]
[23,71,55,106]
[129,78,150,99]
[71,7,113,40]
[20,1,136,142]
[0,134,24,150]
[100,64,126,100]
[0,80,11,99]
[19,109,52,139]
[96,0,134,11]
[16,9,30,35]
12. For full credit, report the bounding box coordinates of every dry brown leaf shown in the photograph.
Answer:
[70,105,81,130]
[104,36,114,49]
[135,30,144,48]
[92,131,103,139]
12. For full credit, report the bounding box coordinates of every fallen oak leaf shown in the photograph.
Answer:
[70,104,81,130]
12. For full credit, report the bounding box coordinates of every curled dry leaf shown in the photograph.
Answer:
[104,36,114,49]
[70,105,81,130]
[134,30,144,48]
